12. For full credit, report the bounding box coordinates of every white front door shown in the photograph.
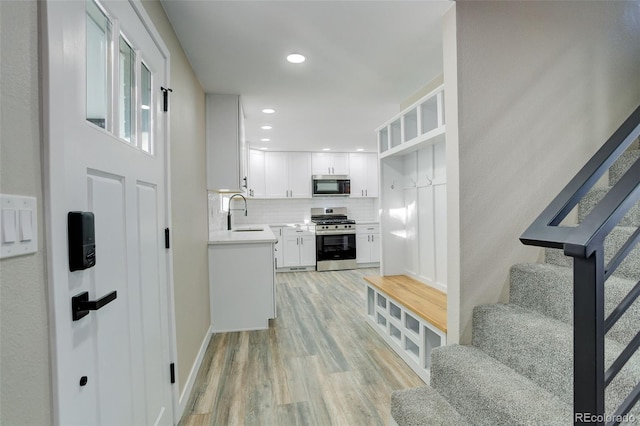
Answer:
[43,0,174,424]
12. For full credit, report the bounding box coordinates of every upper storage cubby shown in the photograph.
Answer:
[377,85,445,158]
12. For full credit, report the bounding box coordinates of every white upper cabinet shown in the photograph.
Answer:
[264,152,311,198]
[206,94,247,192]
[349,153,379,198]
[312,152,349,175]
[248,149,266,198]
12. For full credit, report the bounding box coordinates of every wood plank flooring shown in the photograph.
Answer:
[179,268,425,426]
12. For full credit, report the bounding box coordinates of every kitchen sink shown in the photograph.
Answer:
[232,228,263,232]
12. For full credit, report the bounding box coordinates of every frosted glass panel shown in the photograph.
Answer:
[86,0,111,129]
[390,119,401,148]
[119,36,135,143]
[140,63,152,153]
[379,128,389,153]
[404,108,418,141]
[420,96,438,135]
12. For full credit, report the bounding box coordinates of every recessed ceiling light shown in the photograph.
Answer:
[261,125,272,130]
[356,148,364,152]
[286,53,306,64]
[322,148,331,151]
[261,138,270,142]
[262,108,275,114]
[260,147,268,150]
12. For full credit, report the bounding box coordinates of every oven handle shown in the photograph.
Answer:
[316,231,356,236]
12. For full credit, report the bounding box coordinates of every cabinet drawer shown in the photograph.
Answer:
[356,224,380,234]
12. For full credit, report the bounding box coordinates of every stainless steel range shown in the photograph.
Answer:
[311,207,357,271]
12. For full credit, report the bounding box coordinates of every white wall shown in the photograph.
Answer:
[0,1,53,424]
[141,0,210,399]
[450,1,640,343]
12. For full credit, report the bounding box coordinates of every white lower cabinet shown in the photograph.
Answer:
[282,227,316,268]
[365,284,446,383]
[356,224,380,264]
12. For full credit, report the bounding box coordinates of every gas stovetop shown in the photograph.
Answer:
[311,217,356,225]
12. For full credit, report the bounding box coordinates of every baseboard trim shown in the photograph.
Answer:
[177,325,213,420]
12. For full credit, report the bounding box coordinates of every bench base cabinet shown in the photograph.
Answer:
[365,284,446,383]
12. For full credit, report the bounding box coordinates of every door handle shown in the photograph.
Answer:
[72,290,117,321]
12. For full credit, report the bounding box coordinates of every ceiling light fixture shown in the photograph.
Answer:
[262,108,275,114]
[261,125,272,130]
[322,148,331,151]
[286,53,306,64]
[261,138,270,142]
[260,147,268,150]
[356,148,364,152]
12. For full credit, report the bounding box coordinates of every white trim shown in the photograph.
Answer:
[177,326,214,419]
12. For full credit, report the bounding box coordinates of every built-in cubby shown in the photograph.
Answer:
[364,275,447,383]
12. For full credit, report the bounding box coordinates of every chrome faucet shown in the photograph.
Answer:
[227,194,247,230]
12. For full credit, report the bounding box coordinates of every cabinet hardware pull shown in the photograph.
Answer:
[366,189,368,196]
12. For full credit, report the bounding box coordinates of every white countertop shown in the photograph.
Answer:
[208,225,277,245]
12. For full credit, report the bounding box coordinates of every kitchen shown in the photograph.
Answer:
[163,0,452,422]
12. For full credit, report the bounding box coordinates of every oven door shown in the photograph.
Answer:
[316,233,356,262]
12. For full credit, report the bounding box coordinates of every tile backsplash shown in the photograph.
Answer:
[208,191,379,232]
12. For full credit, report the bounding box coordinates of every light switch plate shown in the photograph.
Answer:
[0,194,37,259]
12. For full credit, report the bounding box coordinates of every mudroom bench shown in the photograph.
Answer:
[364,275,447,383]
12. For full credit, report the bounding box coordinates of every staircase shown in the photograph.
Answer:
[390,146,640,426]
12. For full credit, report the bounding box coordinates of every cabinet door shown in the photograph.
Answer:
[288,152,311,198]
[283,234,301,267]
[206,94,241,191]
[311,153,332,175]
[331,153,350,175]
[264,152,289,198]
[348,153,366,197]
[356,233,371,263]
[249,149,266,198]
[370,233,381,262]
[299,233,316,266]
[364,153,379,197]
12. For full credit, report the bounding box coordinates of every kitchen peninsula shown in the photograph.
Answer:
[208,225,277,332]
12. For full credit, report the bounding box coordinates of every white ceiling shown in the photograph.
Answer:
[160,0,452,153]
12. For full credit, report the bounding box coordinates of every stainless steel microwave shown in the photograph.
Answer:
[312,175,350,197]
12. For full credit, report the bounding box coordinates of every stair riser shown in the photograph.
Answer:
[509,264,640,347]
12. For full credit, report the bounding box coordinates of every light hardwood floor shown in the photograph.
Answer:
[179,268,424,426]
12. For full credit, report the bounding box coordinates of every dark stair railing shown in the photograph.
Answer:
[520,104,640,426]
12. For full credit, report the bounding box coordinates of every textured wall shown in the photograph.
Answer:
[0,1,53,424]
[140,0,210,399]
[452,1,640,343]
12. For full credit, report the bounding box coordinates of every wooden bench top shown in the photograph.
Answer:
[364,275,447,333]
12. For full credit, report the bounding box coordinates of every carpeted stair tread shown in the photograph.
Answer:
[430,344,572,425]
[610,149,640,186]
[545,225,640,281]
[390,386,470,426]
[472,303,640,417]
[509,262,640,347]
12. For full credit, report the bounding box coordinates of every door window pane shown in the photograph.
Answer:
[86,0,111,129]
[119,36,135,143]
[140,63,152,153]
